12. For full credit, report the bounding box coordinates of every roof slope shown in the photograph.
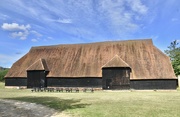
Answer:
[102,55,130,68]
[5,39,176,79]
[26,59,49,71]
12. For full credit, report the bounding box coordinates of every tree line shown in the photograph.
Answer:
[164,40,180,76]
[0,67,9,82]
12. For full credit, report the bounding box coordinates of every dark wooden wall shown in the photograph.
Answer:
[47,77,102,87]
[5,78,27,86]
[102,67,131,89]
[130,79,177,89]
[5,77,177,90]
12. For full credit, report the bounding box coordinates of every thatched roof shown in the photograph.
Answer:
[102,55,130,68]
[26,59,49,71]
[5,39,176,79]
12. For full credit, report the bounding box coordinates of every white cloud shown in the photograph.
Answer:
[11,30,29,40]
[47,37,54,40]
[96,0,148,37]
[1,23,31,40]
[128,0,148,15]
[0,0,149,40]
[56,18,72,24]
[177,40,180,43]
[1,23,42,40]
[44,18,72,24]
[30,30,42,37]
[0,13,9,20]
[31,39,38,42]
[2,23,30,31]
[4,0,148,38]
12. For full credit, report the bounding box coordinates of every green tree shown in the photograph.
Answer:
[165,40,180,76]
[0,69,8,82]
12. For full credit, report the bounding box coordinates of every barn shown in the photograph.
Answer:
[5,39,177,89]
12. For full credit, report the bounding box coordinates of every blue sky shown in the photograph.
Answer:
[0,0,180,68]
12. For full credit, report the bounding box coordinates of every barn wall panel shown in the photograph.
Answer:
[47,77,102,87]
[130,79,177,89]
[5,78,27,86]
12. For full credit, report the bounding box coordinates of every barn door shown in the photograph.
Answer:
[27,70,46,88]
[102,67,131,89]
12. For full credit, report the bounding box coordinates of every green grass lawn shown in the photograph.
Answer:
[1,82,180,117]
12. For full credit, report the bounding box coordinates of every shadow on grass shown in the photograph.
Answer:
[6,96,90,111]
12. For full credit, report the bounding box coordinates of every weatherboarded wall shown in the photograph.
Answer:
[5,78,27,86]
[5,78,177,89]
[130,79,177,89]
[47,77,102,87]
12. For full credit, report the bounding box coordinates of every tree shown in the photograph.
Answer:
[0,66,9,82]
[0,69,8,82]
[164,40,180,76]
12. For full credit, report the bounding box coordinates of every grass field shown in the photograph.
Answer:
[1,83,180,117]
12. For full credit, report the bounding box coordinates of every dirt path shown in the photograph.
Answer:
[0,99,71,117]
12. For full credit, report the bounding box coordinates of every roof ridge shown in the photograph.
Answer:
[30,39,152,49]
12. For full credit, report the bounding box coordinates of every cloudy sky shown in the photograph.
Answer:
[0,0,180,68]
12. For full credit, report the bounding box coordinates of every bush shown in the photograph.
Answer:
[0,69,8,82]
